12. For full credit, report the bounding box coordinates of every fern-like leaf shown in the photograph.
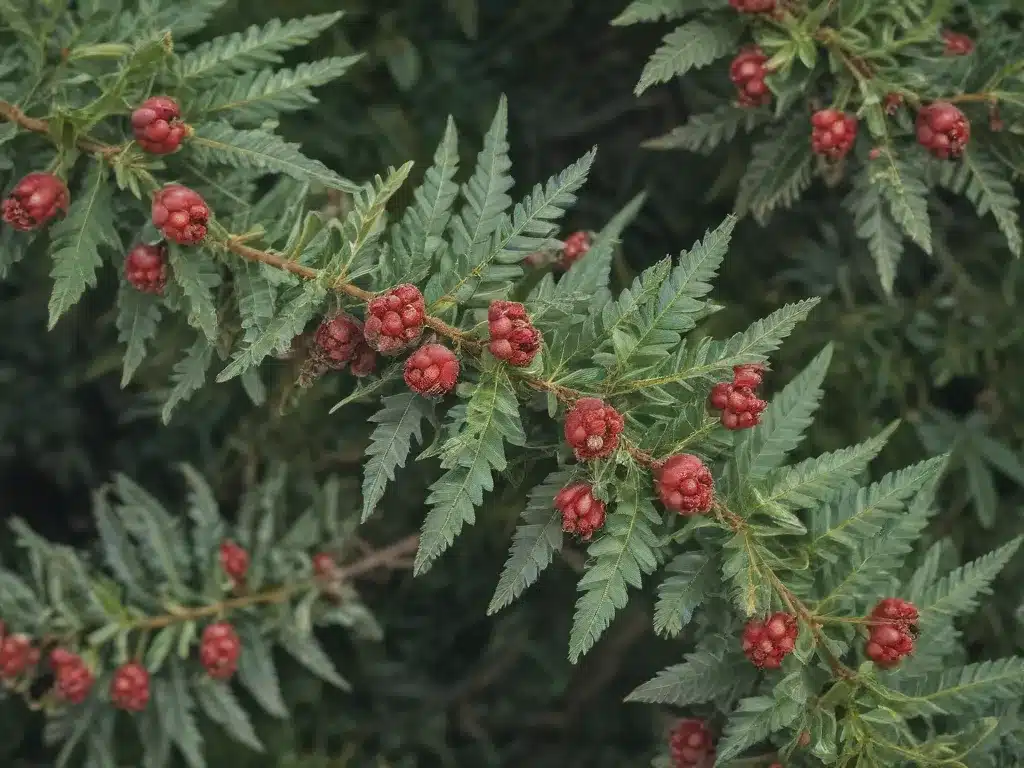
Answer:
[845,163,905,294]
[634,20,738,95]
[361,392,433,523]
[626,639,754,704]
[169,248,220,342]
[717,695,802,762]
[940,148,1022,257]
[735,112,814,224]
[162,337,214,424]
[653,551,716,637]
[487,467,574,615]
[642,105,767,152]
[899,658,1024,717]
[916,536,1022,622]
[116,282,162,387]
[568,469,660,663]
[611,0,692,25]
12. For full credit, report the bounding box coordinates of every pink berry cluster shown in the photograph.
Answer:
[669,718,716,768]
[742,612,798,669]
[730,47,771,107]
[865,597,918,668]
[811,109,859,160]
[709,363,767,430]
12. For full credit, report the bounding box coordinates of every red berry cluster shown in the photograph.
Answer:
[669,718,716,768]
[729,0,774,13]
[200,622,241,680]
[709,363,767,430]
[2,172,69,231]
[656,454,714,515]
[564,398,624,461]
[125,243,169,294]
[0,631,39,680]
[865,597,918,668]
[51,649,95,704]
[916,102,970,159]
[152,184,209,245]
[314,313,376,375]
[110,662,150,712]
[742,612,798,669]
[555,483,606,540]
[730,47,771,107]
[811,109,858,160]
[404,343,460,396]
[220,540,249,588]
[560,230,591,269]
[942,30,974,56]
[364,284,426,354]
[131,96,188,154]
[488,300,542,367]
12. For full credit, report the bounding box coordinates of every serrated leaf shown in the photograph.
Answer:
[47,163,118,329]
[642,105,767,152]
[722,533,772,616]
[169,248,220,342]
[488,467,573,615]
[279,627,350,690]
[916,536,1022,621]
[190,122,359,192]
[653,551,714,637]
[612,0,691,25]
[116,282,161,387]
[873,157,932,254]
[944,148,1022,257]
[361,392,433,522]
[162,336,214,424]
[735,111,813,223]
[899,658,1024,717]
[845,163,905,294]
[236,625,288,718]
[156,660,205,768]
[112,474,190,594]
[568,470,660,663]
[180,13,344,80]
[194,679,263,752]
[179,463,224,580]
[416,368,524,574]
[217,281,327,382]
[634,21,738,95]
[234,261,276,343]
[626,639,754,704]
[718,695,801,762]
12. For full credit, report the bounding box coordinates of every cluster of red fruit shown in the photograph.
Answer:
[709,363,767,430]
[864,597,918,668]
[667,717,787,768]
[742,611,798,669]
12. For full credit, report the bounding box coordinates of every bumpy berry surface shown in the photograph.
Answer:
[124,243,168,294]
[942,30,974,56]
[563,398,624,461]
[728,0,775,13]
[0,633,38,679]
[555,483,607,540]
[732,363,765,389]
[560,230,591,268]
[219,540,249,585]
[110,662,150,712]
[151,184,209,245]
[2,172,69,231]
[404,343,460,396]
[742,612,798,669]
[488,300,542,367]
[916,102,970,159]
[364,284,425,354]
[52,650,94,704]
[656,454,714,515]
[669,718,716,768]
[315,313,364,369]
[350,342,377,377]
[729,48,771,107]
[865,597,918,668]
[200,622,241,681]
[811,109,858,159]
[131,96,188,154]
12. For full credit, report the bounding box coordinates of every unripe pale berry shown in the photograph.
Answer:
[131,96,188,154]
[364,284,425,354]
[125,243,169,295]
[404,343,460,396]
[152,184,209,245]
[2,172,69,231]
[563,398,624,461]
[656,454,714,515]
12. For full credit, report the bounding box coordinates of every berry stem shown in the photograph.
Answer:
[0,99,120,157]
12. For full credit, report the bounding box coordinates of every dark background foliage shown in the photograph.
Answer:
[2,0,1022,765]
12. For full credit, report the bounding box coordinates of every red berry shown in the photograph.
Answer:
[151,184,209,245]
[669,718,715,768]
[742,612,798,669]
[560,230,591,268]
[870,597,918,625]
[2,172,69,231]
[942,30,974,56]
[883,93,904,115]
[124,243,168,295]
[313,553,336,579]
[729,47,771,107]
[364,284,425,354]
[315,313,364,369]
[200,622,241,681]
[721,386,767,430]
[350,341,377,377]
[656,454,714,515]
[404,343,460,396]
[110,662,150,711]
[865,598,918,668]
[488,300,542,367]
[555,483,607,540]
[728,0,775,13]
[709,382,732,411]
[51,651,94,704]
[0,633,39,679]
[732,363,765,389]
[811,109,858,160]
[563,398,624,461]
[131,96,188,154]
[916,102,970,159]
[219,540,249,586]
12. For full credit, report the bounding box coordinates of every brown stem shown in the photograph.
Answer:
[0,100,120,157]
